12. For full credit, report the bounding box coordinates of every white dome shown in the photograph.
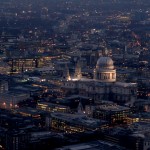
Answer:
[96,57,114,70]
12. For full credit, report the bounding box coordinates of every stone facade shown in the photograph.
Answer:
[62,56,137,106]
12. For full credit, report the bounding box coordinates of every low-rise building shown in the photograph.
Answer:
[37,102,70,113]
[50,112,108,133]
[93,104,130,125]
[0,91,30,109]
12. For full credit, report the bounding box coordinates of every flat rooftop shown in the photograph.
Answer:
[37,102,69,109]
[51,113,107,128]
[96,104,130,112]
[115,82,137,87]
[57,140,127,150]
[16,107,45,115]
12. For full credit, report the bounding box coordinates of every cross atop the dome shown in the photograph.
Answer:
[102,47,109,56]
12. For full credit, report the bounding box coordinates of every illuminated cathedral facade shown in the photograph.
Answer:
[62,55,137,106]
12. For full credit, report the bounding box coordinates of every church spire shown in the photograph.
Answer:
[74,59,82,80]
[62,64,71,80]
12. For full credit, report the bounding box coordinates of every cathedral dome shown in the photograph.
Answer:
[94,56,116,82]
[96,57,114,70]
